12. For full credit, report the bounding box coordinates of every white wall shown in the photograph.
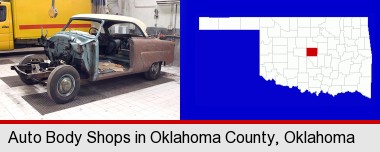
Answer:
[107,0,180,29]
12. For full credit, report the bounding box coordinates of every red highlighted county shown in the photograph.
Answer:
[307,48,318,56]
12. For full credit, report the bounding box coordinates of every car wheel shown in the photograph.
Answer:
[19,54,44,65]
[47,65,80,104]
[144,62,161,80]
[18,54,44,85]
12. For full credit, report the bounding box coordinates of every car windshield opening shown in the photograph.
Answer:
[62,19,100,35]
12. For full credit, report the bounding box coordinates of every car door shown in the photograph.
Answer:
[0,4,11,50]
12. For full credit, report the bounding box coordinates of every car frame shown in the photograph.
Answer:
[11,14,175,104]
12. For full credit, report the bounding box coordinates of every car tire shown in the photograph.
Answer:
[144,62,161,80]
[19,54,44,65]
[18,54,44,85]
[47,65,80,104]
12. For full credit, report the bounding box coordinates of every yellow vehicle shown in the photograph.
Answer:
[0,0,91,51]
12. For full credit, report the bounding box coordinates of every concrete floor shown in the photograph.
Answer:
[0,52,180,120]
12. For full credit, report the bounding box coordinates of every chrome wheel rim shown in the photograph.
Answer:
[57,74,75,97]
[151,63,159,75]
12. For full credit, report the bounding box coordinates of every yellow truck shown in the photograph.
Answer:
[0,0,91,51]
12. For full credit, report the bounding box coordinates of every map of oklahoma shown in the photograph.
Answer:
[199,17,372,98]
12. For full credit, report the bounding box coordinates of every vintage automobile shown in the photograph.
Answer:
[11,14,175,104]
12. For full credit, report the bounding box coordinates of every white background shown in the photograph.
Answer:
[0,124,379,151]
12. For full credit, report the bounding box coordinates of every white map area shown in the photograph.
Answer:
[199,17,372,98]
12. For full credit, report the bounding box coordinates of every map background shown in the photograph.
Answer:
[181,0,379,119]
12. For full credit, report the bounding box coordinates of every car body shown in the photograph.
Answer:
[11,14,175,104]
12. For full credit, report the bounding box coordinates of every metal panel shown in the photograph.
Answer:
[12,0,91,39]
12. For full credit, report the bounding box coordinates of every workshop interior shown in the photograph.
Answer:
[0,0,180,120]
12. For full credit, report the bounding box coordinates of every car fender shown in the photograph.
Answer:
[131,38,175,72]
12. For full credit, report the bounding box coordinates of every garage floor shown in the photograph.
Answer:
[0,53,180,120]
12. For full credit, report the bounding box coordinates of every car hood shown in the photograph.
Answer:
[49,30,96,45]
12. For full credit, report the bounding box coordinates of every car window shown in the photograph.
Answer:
[108,23,143,36]
[62,19,96,33]
[91,22,105,34]
[0,6,6,22]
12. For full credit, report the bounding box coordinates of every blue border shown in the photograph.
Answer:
[181,0,378,120]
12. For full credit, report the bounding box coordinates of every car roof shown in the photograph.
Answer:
[71,14,148,37]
